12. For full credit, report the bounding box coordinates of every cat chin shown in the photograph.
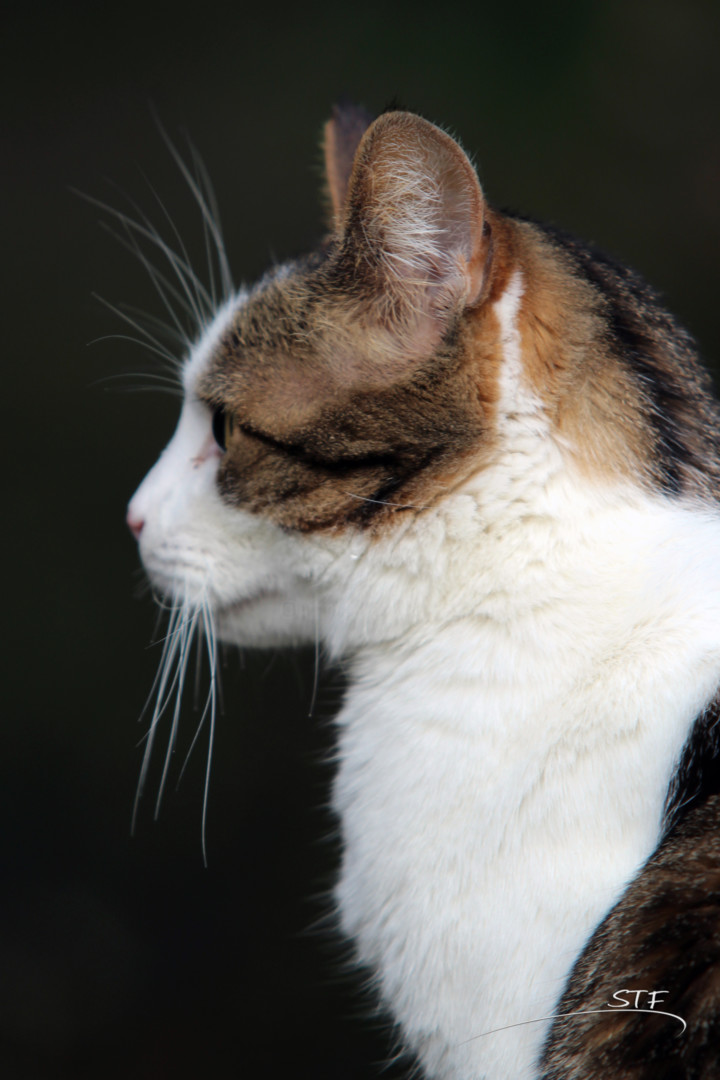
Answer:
[214,590,320,649]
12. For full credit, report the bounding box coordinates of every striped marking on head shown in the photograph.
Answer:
[195,111,720,535]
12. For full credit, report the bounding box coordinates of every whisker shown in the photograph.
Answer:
[189,141,233,303]
[132,576,153,601]
[136,603,202,739]
[91,287,185,362]
[91,370,181,388]
[96,218,197,341]
[94,238,193,343]
[174,597,219,865]
[152,111,234,306]
[88,333,180,369]
[95,123,236,859]
[138,168,214,328]
[192,152,217,312]
[193,619,204,710]
[149,604,201,645]
[132,603,185,834]
[100,383,183,399]
[200,596,218,867]
[118,303,187,347]
[343,491,431,511]
[150,601,167,643]
[106,177,214,325]
[175,600,215,777]
[83,190,206,332]
[137,604,180,726]
[155,605,200,818]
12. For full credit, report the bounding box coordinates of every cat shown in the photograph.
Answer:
[124,104,720,1079]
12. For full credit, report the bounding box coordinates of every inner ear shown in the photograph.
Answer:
[323,103,374,230]
[340,111,490,353]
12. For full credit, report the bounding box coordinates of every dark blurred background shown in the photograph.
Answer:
[3,1,719,1076]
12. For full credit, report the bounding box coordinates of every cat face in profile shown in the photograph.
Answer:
[124,107,720,1080]
[128,107,716,656]
[129,110,491,651]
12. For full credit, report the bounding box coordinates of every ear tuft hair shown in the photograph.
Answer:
[338,112,490,353]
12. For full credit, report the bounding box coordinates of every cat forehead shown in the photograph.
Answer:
[182,292,249,395]
[190,268,349,426]
[191,258,437,419]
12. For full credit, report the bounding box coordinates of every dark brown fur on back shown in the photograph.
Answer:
[541,792,720,1080]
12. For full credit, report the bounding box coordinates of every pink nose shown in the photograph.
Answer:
[126,510,145,540]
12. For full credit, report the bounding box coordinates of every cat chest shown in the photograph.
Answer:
[330,631,720,1079]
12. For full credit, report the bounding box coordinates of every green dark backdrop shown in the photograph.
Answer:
[4,1,719,1076]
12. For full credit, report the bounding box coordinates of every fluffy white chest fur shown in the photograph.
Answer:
[332,510,720,1079]
[129,268,720,1080]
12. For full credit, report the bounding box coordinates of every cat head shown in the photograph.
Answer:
[127,105,717,657]
[128,107,499,651]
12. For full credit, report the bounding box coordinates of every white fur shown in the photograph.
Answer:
[129,274,720,1079]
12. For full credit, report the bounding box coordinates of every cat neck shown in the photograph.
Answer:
[330,478,720,1080]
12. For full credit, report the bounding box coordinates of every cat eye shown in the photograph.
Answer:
[211,406,235,452]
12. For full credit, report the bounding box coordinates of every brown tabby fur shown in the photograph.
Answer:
[197,109,720,537]
[541,793,720,1079]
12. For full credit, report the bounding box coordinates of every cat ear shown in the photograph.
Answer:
[340,112,490,355]
[323,103,375,228]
